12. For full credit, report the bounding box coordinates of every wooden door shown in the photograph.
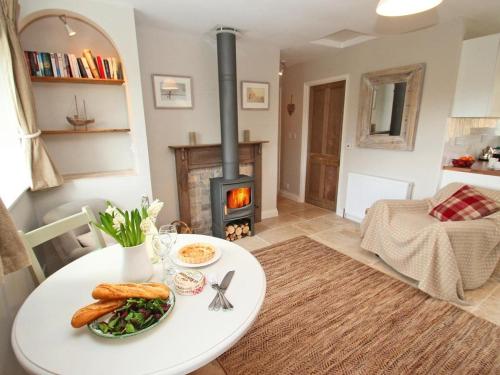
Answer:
[305,81,345,210]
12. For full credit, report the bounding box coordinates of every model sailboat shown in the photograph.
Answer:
[66,95,95,130]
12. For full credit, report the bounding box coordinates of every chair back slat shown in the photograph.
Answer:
[24,211,90,248]
[18,205,105,285]
[82,206,106,251]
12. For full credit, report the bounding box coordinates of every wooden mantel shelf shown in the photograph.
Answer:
[443,161,500,177]
[169,141,269,149]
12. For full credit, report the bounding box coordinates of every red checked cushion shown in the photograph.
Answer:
[429,185,499,221]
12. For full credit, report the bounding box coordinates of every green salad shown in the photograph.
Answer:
[94,298,171,335]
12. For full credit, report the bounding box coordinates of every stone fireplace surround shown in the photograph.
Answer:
[169,141,268,234]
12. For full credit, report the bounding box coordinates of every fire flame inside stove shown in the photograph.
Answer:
[227,187,251,209]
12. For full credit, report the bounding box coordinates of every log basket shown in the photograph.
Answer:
[170,220,192,234]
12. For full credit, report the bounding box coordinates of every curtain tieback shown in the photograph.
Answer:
[20,130,42,139]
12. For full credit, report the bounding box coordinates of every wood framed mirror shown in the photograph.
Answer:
[357,63,425,151]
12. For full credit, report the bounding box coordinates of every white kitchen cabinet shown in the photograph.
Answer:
[440,169,500,190]
[452,33,500,117]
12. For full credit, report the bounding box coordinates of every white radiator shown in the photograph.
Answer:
[344,173,413,223]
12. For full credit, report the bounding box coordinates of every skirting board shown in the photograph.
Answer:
[278,190,301,202]
[261,208,279,219]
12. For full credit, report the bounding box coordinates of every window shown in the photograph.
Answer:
[0,70,29,207]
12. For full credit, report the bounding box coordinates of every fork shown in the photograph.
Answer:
[207,274,231,310]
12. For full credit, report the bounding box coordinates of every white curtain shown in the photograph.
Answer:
[0,0,63,190]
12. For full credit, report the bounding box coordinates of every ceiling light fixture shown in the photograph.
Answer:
[59,15,76,37]
[376,0,443,17]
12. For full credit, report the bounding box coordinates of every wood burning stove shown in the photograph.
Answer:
[210,26,255,240]
[210,175,254,239]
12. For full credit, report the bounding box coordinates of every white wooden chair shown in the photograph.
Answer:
[17,205,105,285]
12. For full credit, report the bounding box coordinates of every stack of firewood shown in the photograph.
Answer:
[225,222,251,241]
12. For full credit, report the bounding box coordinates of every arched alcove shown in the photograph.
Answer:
[19,13,134,177]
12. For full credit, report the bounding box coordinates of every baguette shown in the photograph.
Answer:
[71,299,125,328]
[92,283,170,300]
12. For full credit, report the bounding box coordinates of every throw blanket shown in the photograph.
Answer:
[361,183,500,303]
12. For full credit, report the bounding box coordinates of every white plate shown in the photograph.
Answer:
[172,246,222,268]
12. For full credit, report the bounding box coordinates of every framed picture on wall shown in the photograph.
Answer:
[241,81,269,110]
[152,74,193,109]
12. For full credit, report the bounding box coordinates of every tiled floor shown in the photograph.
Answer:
[192,196,500,375]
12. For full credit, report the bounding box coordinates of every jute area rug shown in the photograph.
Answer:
[218,236,499,375]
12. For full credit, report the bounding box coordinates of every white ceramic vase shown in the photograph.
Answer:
[121,242,153,282]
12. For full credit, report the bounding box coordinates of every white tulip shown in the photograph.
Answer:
[147,199,164,222]
[112,213,125,231]
[140,217,154,234]
[105,205,117,216]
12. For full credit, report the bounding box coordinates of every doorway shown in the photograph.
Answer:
[305,80,346,210]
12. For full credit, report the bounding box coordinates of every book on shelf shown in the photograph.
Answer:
[41,53,53,76]
[67,54,78,78]
[103,58,111,79]
[76,58,88,78]
[36,53,43,76]
[111,57,118,79]
[24,49,122,80]
[82,49,99,78]
[116,61,123,80]
[24,51,37,76]
[50,53,59,77]
[81,57,93,78]
[64,54,72,77]
[95,56,105,79]
[56,53,66,77]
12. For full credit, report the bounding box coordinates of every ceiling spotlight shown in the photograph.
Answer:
[59,15,76,37]
[376,0,443,17]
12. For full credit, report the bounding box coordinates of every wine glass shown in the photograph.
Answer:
[157,224,179,285]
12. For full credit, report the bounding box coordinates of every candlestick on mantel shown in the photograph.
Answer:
[243,129,250,142]
[189,131,197,145]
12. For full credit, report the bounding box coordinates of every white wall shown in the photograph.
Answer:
[137,27,280,225]
[280,22,464,214]
[1,193,38,375]
[19,0,152,222]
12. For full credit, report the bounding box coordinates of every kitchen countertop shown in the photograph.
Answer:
[442,161,500,177]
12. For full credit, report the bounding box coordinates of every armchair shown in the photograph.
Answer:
[361,183,500,303]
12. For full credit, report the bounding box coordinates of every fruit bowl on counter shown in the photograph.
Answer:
[452,156,475,168]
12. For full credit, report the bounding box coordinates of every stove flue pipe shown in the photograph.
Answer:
[216,27,240,180]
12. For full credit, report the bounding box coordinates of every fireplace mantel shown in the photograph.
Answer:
[169,141,269,229]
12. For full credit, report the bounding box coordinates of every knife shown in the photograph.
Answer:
[216,270,235,310]
[220,270,235,291]
[209,271,235,310]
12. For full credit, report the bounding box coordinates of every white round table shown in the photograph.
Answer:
[12,234,266,375]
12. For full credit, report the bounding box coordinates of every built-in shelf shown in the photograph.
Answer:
[62,169,136,181]
[41,128,130,135]
[31,76,124,85]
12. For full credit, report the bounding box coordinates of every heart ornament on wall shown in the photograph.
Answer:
[287,95,295,116]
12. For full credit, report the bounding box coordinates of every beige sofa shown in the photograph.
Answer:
[360,183,500,303]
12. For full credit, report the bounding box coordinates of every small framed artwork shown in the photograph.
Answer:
[241,81,269,110]
[152,74,193,109]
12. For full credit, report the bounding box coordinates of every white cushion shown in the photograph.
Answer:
[76,231,116,248]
